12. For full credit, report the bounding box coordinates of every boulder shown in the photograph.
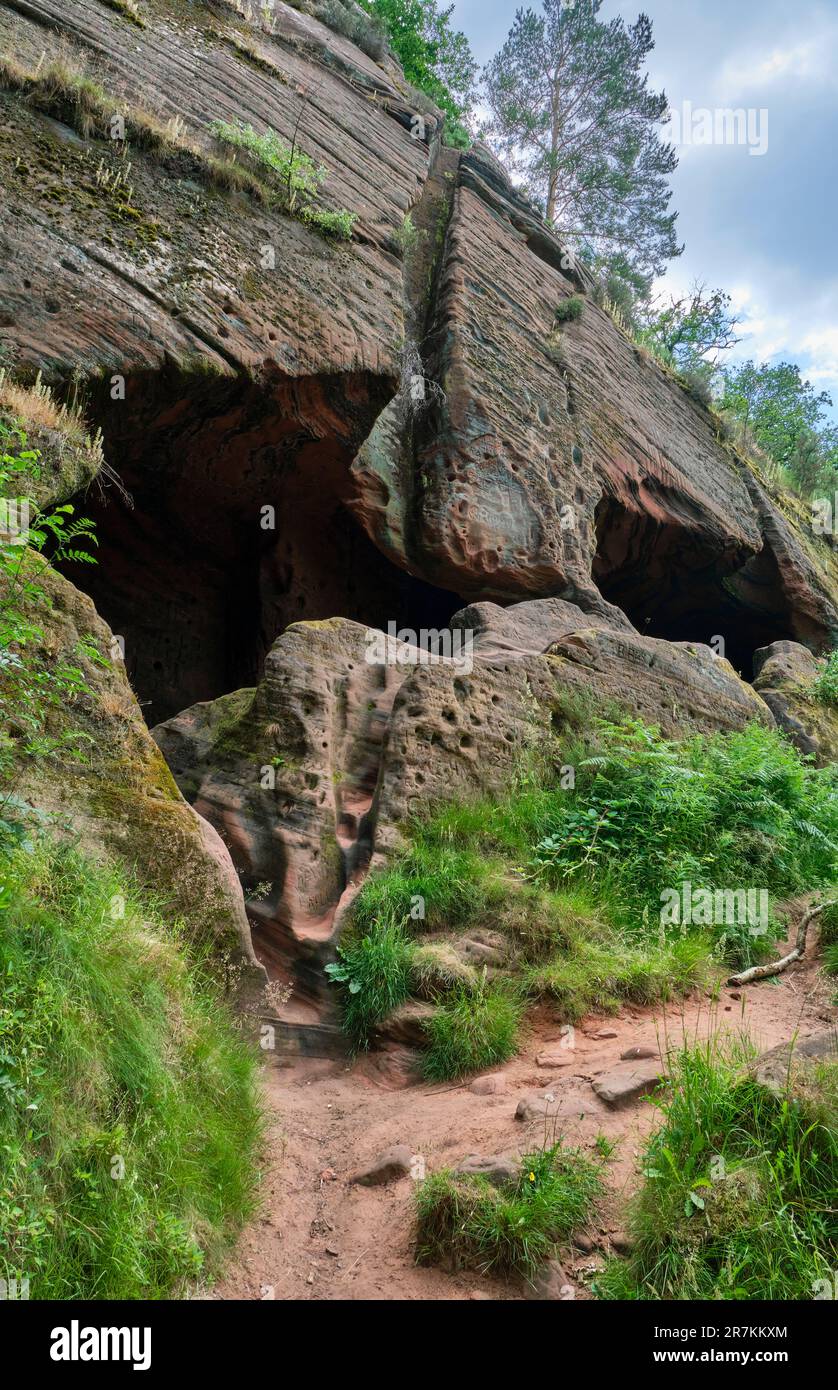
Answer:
[752,1030,838,1100]
[591,1061,665,1109]
[753,641,838,764]
[468,1074,508,1096]
[10,569,263,982]
[524,1259,576,1301]
[349,1145,415,1187]
[455,1154,518,1188]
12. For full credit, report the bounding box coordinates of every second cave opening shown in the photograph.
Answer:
[592,493,801,678]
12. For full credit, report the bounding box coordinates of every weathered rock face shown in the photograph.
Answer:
[3,0,837,724]
[2,1,838,1011]
[753,640,838,765]
[153,596,769,1014]
[9,567,263,983]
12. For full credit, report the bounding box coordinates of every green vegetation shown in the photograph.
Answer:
[325,919,413,1048]
[596,1036,838,1300]
[328,718,835,1072]
[530,719,838,969]
[416,1144,602,1278]
[102,0,146,26]
[208,120,357,240]
[422,980,521,1081]
[719,359,838,497]
[0,839,261,1298]
[553,294,584,324]
[360,0,478,147]
[812,650,838,707]
[0,418,98,817]
[484,0,679,295]
[313,0,388,59]
[608,282,838,498]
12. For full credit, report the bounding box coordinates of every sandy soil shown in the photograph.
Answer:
[213,936,835,1302]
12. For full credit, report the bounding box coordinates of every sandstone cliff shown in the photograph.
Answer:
[2,0,837,1024]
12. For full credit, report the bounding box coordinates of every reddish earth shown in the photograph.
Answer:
[211,929,835,1302]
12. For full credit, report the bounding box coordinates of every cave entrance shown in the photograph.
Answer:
[592,493,799,679]
[63,367,462,724]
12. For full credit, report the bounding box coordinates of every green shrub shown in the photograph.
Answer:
[422,980,521,1080]
[554,295,584,324]
[209,119,357,240]
[812,650,838,707]
[416,1145,602,1279]
[0,839,261,1299]
[595,1036,838,1300]
[325,918,414,1049]
[531,719,838,969]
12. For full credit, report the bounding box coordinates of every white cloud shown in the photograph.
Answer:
[717,27,838,96]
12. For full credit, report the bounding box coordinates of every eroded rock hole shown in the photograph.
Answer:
[64,367,462,723]
[593,493,799,678]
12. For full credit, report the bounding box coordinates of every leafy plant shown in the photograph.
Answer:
[530,719,838,968]
[209,119,357,240]
[360,0,478,147]
[0,425,98,820]
[553,295,584,324]
[812,650,838,707]
[325,917,415,1049]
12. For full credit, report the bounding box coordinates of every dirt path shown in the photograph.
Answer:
[214,943,835,1302]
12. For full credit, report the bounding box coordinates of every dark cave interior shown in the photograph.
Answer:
[592,494,799,678]
[59,368,809,724]
[62,368,462,725]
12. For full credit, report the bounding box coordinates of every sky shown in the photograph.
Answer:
[451,0,838,416]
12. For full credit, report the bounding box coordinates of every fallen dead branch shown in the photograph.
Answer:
[728,899,837,987]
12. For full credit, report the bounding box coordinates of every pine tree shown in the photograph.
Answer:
[484,0,681,292]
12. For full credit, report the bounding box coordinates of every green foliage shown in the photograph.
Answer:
[395,211,424,256]
[595,1036,838,1300]
[330,719,836,1068]
[325,919,415,1049]
[415,1144,602,1278]
[719,358,838,496]
[422,980,521,1081]
[209,120,357,240]
[0,839,261,1298]
[553,295,584,324]
[360,0,477,146]
[635,281,740,382]
[530,719,838,969]
[811,650,838,707]
[524,926,711,1021]
[0,422,98,810]
[484,0,680,289]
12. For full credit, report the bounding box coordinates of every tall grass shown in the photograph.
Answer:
[422,980,521,1081]
[0,839,261,1299]
[595,1034,838,1300]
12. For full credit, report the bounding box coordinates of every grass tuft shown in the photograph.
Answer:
[422,980,521,1081]
[415,1145,602,1279]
